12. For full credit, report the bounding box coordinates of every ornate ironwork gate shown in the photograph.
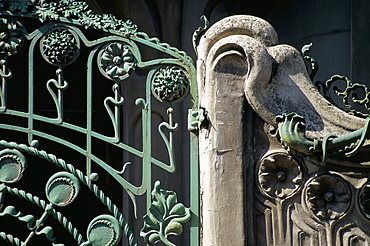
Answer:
[0,1,199,245]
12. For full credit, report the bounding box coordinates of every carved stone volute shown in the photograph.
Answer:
[198,15,370,245]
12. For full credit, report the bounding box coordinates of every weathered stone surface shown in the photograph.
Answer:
[198,15,370,245]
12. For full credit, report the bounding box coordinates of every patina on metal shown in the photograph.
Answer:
[140,181,191,246]
[0,0,199,245]
[302,43,370,118]
[276,113,370,165]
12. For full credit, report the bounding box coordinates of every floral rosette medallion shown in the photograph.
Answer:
[98,42,136,81]
[359,182,370,220]
[304,173,351,220]
[258,152,303,200]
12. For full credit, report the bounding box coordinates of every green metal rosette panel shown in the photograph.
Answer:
[0,1,199,245]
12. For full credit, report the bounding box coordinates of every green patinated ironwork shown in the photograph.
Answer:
[140,181,191,246]
[35,0,138,36]
[45,171,81,207]
[41,27,80,65]
[276,113,370,165]
[321,75,370,117]
[302,43,370,117]
[82,214,123,246]
[98,42,136,81]
[0,141,134,245]
[0,149,27,183]
[0,17,24,56]
[188,108,205,131]
[151,66,189,104]
[0,0,200,245]
[192,15,209,55]
[0,183,85,244]
[301,43,319,81]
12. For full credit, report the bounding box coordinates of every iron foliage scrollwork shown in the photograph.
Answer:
[4,0,35,14]
[140,181,191,246]
[0,17,24,56]
[301,43,319,81]
[323,75,370,117]
[192,15,209,55]
[35,0,138,36]
[276,113,370,165]
[302,43,370,117]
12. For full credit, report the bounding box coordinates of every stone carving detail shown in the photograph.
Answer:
[151,66,189,103]
[45,171,80,207]
[140,181,191,245]
[0,149,26,183]
[40,28,80,66]
[359,182,370,220]
[305,174,351,221]
[98,42,136,81]
[197,14,370,246]
[257,152,303,200]
[0,18,24,56]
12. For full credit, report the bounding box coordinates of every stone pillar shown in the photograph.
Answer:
[197,15,278,245]
[197,15,370,245]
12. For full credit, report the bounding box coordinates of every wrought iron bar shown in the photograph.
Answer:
[0,0,200,245]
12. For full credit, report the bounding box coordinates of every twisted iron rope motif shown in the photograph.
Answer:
[0,140,137,246]
[5,185,47,209]
[3,185,84,244]
[52,211,84,244]
[0,232,22,246]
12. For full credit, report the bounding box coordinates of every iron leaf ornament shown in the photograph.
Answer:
[301,43,370,117]
[35,0,138,36]
[276,113,370,165]
[140,181,191,246]
[0,18,24,56]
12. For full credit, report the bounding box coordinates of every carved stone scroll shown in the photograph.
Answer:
[197,15,370,245]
